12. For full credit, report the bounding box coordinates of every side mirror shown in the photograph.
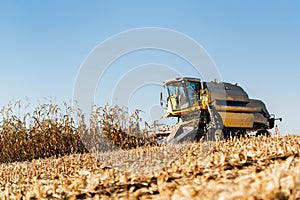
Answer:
[277,118,283,122]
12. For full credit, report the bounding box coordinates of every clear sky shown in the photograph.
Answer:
[0,1,299,134]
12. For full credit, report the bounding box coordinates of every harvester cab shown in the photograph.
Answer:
[161,78,200,117]
[160,77,281,143]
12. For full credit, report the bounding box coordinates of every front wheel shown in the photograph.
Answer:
[195,124,205,142]
[206,128,224,142]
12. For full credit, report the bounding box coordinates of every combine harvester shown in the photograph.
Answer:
[156,77,281,144]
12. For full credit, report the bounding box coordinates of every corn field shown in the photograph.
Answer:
[0,100,299,199]
[0,100,158,163]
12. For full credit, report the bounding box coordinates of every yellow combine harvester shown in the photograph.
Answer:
[159,77,281,143]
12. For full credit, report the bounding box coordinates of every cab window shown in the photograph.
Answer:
[167,83,189,111]
[185,81,200,106]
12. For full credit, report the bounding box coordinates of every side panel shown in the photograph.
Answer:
[218,112,254,128]
[253,112,269,126]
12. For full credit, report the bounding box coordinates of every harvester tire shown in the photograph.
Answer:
[256,129,271,137]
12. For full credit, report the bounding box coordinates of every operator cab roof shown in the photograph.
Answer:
[163,77,200,86]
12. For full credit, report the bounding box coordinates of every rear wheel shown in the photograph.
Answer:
[226,129,247,139]
[236,129,247,138]
[256,129,271,137]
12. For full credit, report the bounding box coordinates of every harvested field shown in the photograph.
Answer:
[0,135,299,199]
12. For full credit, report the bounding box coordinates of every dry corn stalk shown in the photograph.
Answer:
[0,101,158,163]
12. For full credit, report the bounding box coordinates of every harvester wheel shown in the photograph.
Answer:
[195,124,205,142]
[256,129,271,137]
[236,129,247,138]
[226,129,247,139]
[206,128,224,142]
[206,106,225,142]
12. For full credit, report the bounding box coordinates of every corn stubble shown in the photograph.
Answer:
[0,101,299,199]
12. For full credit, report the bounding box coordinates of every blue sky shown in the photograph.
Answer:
[0,1,299,134]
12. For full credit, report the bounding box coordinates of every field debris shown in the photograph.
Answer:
[0,135,299,199]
